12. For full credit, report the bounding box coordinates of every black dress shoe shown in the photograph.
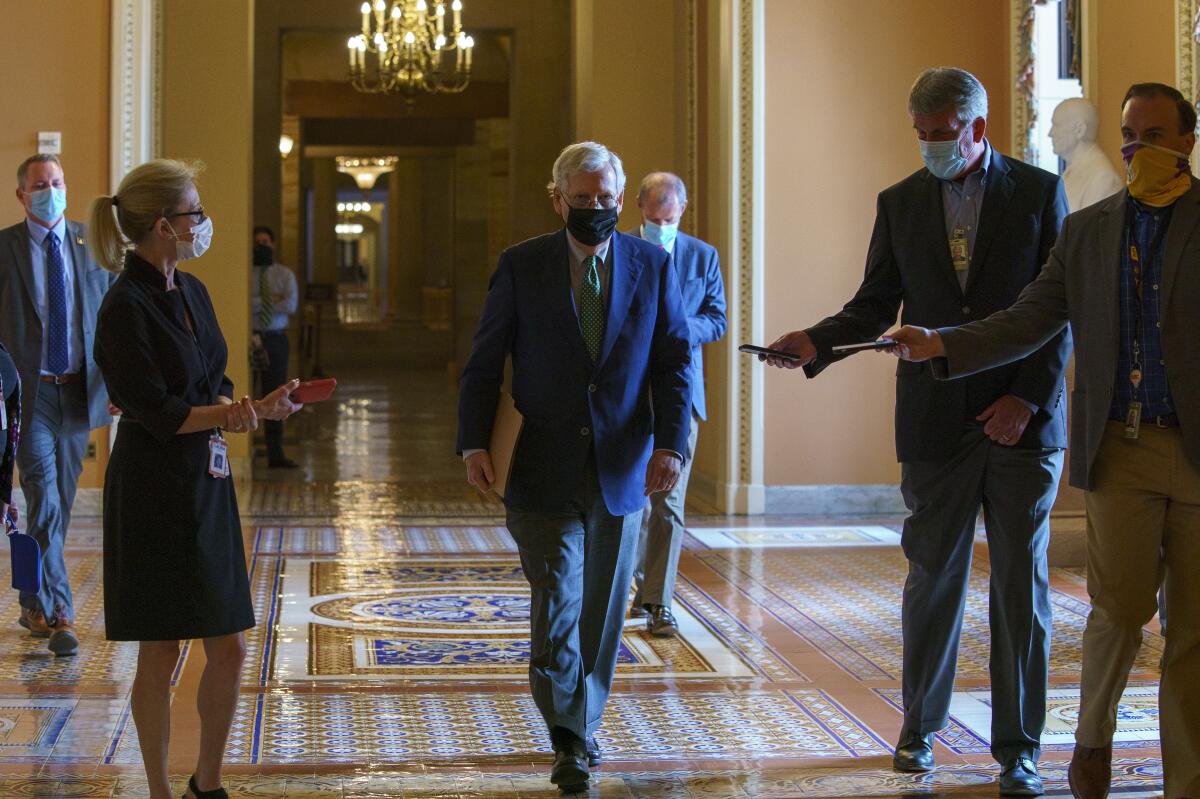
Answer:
[550,742,590,791]
[892,729,935,772]
[646,604,678,637]
[268,456,299,469]
[586,735,601,767]
[999,756,1044,796]
[630,604,648,619]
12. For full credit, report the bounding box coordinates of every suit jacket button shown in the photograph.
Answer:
[588,384,596,393]
[580,427,590,436]
[961,306,971,315]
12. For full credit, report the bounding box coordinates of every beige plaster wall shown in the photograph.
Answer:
[761,0,1012,486]
[0,1,111,229]
[1091,0,1178,162]
[161,0,256,464]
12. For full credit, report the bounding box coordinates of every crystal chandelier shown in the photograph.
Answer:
[336,156,398,191]
[347,0,475,97]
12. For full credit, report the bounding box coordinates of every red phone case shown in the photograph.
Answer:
[290,378,337,404]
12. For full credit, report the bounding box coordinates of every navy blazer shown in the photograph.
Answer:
[0,219,118,435]
[629,229,726,420]
[457,229,692,516]
[803,148,1072,462]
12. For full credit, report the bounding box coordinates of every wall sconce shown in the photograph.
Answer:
[279,134,295,159]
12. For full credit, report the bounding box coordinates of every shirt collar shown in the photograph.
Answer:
[25,216,66,248]
[566,231,610,264]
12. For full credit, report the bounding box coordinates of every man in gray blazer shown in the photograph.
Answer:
[629,172,726,637]
[0,155,117,657]
[889,83,1200,799]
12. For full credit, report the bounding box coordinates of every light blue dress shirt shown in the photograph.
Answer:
[940,139,991,292]
[25,218,84,375]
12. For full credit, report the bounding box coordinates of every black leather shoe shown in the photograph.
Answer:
[892,729,935,772]
[630,604,648,619]
[551,743,589,791]
[586,735,601,767]
[268,457,299,469]
[999,756,1044,796]
[646,604,678,637]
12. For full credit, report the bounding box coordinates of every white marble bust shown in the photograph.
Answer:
[1050,98,1124,211]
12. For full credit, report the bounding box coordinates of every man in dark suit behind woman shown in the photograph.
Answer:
[0,154,118,656]
[457,141,692,792]
[763,67,1071,796]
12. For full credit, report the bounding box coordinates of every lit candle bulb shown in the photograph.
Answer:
[436,2,445,36]
[348,36,357,69]
[452,0,462,32]
[464,35,473,69]
[361,1,370,37]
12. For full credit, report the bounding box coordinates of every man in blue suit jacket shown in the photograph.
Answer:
[628,172,726,638]
[457,142,691,792]
[764,69,1070,797]
[0,155,117,658]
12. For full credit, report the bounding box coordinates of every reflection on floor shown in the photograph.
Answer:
[2,368,1164,797]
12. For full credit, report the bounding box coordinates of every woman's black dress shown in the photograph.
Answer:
[94,253,254,641]
[0,342,20,509]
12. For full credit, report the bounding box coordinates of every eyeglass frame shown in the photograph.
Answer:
[557,190,620,210]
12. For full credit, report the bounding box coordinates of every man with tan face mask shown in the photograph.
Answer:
[0,155,117,658]
[888,82,1200,799]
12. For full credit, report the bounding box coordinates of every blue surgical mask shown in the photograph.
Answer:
[919,136,970,180]
[29,187,67,223]
[642,220,678,249]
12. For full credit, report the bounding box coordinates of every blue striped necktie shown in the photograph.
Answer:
[45,234,69,375]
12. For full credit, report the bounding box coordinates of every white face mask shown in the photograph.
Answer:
[167,216,213,261]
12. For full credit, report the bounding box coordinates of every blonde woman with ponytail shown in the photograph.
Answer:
[90,160,300,799]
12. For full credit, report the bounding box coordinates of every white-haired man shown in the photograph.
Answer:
[457,141,692,791]
[628,172,726,637]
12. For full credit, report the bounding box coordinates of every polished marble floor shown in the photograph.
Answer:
[0,360,1165,797]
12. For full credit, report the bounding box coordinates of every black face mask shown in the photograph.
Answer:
[253,244,274,266]
[565,206,619,246]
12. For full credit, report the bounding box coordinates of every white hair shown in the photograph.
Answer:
[908,67,988,125]
[546,141,626,197]
[638,172,688,206]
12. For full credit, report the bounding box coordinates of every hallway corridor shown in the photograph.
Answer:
[0,365,1166,797]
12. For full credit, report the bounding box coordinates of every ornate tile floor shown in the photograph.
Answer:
[6,366,1164,797]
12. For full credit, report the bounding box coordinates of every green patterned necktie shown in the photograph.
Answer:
[580,255,604,362]
[258,266,275,329]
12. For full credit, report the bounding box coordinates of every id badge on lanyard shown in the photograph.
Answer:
[208,431,230,478]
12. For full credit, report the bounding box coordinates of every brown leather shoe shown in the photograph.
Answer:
[18,607,51,638]
[47,607,79,657]
[1067,743,1111,799]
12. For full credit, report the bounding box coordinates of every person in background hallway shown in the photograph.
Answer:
[629,171,726,636]
[90,159,300,799]
[251,225,299,469]
[762,67,1070,797]
[457,141,692,792]
[0,343,21,535]
[0,154,118,657]
[887,82,1200,799]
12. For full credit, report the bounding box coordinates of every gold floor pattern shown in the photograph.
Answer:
[0,368,1165,797]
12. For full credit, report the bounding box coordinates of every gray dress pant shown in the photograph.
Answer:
[899,425,1063,764]
[16,381,90,622]
[633,416,698,609]
[506,455,640,742]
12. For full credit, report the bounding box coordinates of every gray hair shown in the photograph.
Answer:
[637,172,688,206]
[908,67,988,125]
[17,154,63,189]
[546,141,626,197]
